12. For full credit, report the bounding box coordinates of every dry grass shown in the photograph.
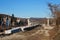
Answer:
[0,26,44,40]
[0,25,60,40]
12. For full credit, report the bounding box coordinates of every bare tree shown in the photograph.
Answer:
[48,3,60,18]
[48,3,60,31]
[48,3,60,25]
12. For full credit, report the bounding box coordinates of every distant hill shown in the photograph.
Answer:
[30,18,47,24]
[0,14,10,17]
[0,14,27,20]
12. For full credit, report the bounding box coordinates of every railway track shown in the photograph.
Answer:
[0,24,40,35]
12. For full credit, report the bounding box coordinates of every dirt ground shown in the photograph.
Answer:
[0,26,60,40]
[0,26,44,40]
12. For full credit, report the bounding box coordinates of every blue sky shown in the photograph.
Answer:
[0,0,60,18]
